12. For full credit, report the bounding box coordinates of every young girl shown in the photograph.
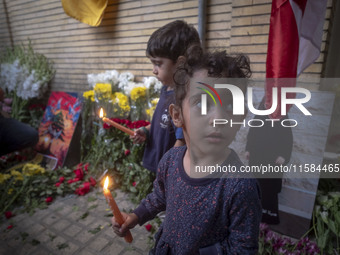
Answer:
[112,47,262,255]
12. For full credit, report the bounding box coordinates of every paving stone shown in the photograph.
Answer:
[76,248,96,255]
[101,240,125,255]
[73,228,94,243]
[132,234,150,252]
[42,213,59,226]
[64,224,83,237]
[87,236,110,252]
[27,223,45,235]
[52,219,72,232]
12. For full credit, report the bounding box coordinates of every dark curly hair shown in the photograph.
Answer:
[173,45,252,108]
[146,20,201,62]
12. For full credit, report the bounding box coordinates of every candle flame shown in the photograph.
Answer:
[99,108,104,118]
[104,176,109,189]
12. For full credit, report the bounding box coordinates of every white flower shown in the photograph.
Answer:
[143,76,158,89]
[119,72,134,82]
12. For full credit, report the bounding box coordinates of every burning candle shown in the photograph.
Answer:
[99,108,135,136]
[103,176,133,243]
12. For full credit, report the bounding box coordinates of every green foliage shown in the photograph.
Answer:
[313,190,340,254]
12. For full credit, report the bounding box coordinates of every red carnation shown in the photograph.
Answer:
[145,224,152,232]
[124,149,130,156]
[59,176,65,183]
[7,225,13,230]
[103,123,111,129]
[89,177,97,187]
[75,182,91,196]
[5,211,13,219]
[55,182,61,187]
[132,181,137,187]
[45,197,53,203]
[84,163,89,172]
[73,168,84,180]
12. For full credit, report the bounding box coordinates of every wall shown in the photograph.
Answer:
[0,0,333,93]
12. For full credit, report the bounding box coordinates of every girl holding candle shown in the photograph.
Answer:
[112,47,261,254]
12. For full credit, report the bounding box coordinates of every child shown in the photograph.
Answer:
[113,48,262,254]
[132,20,201,173]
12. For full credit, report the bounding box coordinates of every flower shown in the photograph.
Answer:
[73,168,84,180]
[132,181,136,187]
[83,90,95,102]
[22,163,45,176]
[45,197,53,203]
[89,177,97,187]
[5,211,13,219]
[10,170,24,181]
[7,225,13,230]
[59,176,65,182]
[145,224,152,232]
[124,149,131,156]
[94,83,112,101]
[130,87,146,101]
[0,173,11,184]
[55,182,61,187]
[75,182,91,196]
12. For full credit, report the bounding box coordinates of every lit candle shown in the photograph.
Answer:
[103,176,133,243]
[99,108,135,136]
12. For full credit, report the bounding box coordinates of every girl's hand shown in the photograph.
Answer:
[131,128,147,144]
[111,212,139,237]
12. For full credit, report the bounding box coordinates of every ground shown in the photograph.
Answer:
[0,189,151,255]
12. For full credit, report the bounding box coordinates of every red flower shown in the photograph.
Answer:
[103,123,111,129]
[5,211,13,219]
[132,182,137,187]
[75,182,91,196]
[55,182,61,187]
[73,168,84,180]
[124,149,130,156]
[145,224,152,232]
[45,197,53,203]
[59,176,65,183]
[7,225,13,230]
[84,163,89,172]
[89,177,97,187]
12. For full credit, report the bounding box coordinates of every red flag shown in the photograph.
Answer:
[265,0,327,119]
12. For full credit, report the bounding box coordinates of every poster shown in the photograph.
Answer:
[230,83,335,238]
[35,91,81,168]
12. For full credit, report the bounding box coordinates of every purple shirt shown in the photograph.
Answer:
[134,146,262,255]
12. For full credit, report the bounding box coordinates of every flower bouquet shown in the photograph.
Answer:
[0,40,55,122]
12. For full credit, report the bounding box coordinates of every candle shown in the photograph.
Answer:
[99,108,135,136]
[103,176,133,243]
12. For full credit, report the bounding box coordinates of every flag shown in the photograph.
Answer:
[265,0,328,119]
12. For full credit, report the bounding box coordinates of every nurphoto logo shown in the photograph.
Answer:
[197,82,312,127]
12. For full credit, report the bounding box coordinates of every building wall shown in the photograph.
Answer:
[0,0,333,93]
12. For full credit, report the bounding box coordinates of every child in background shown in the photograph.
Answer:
[113,47,262,254]
[132,20,201,173]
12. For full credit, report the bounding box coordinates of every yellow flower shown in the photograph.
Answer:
[10,170,24,181]
[94,83,112,100]
[83,90,95,102]
[8,188,13,195]
[130,87,146,101]
[114,92,131,112]
[22,163,46,176]
[0,173,11,184]
[151,98,159,106]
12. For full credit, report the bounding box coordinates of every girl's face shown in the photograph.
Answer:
[177,69,245,163]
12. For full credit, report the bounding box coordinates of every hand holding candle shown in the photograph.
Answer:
[100,108,135,136]
[103,176,133,243]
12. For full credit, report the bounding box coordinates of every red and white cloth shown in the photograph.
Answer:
[265,0,328,119]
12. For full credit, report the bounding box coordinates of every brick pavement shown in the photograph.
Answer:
[0,189,152,255]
